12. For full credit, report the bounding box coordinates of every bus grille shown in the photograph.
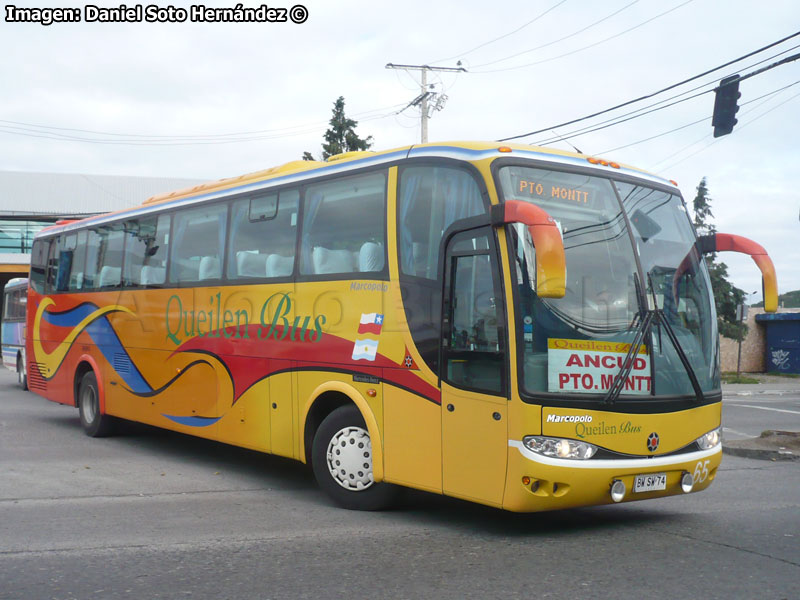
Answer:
[27,362,47,391]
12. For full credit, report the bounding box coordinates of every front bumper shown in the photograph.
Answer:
[502,440,722,512]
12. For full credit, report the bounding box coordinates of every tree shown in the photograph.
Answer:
[692,177,715,236]
[708,261,746,339]
[692,178,747,340]
[303,96,373,161]
[754,289,799,309]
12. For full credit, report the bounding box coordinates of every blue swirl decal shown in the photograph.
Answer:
[161,415,222,427]
[42,303,153,394]
[42,304,229,428]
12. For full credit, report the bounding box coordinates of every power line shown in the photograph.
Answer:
[532,42,800,146]
[596,116,709,155]
[429,0,569,65]
[535,88,712,147]
[475,0,692,73]
[471,0,640,69]
[0,103,406,146]
[543,76,800,158]
[9,105,403,140]
[497,30,800,142]
[0,123,331,145]
[654,85,800,174]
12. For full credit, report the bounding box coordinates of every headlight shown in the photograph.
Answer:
[695,427,721,450]
[523,436,597,460]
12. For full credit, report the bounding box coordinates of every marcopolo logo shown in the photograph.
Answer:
[546,414,593,424]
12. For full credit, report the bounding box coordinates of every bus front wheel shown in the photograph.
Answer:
[78,371,114,437]
[311,405,397,510]
[16,355,27,391]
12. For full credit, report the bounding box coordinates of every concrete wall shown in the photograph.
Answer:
[719,308,800,373]
[720,308,767,373]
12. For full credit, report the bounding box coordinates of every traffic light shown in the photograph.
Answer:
[712,74,741,137]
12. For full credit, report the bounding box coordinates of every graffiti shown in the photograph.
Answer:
[771,349,791,371]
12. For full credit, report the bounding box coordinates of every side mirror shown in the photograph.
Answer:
[697,233,778,312]
[491,200,566,298]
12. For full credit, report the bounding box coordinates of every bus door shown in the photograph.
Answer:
[441,227,508,506]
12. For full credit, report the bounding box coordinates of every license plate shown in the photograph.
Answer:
[633,473,667,493]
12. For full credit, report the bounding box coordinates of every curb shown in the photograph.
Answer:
[722,445,799,461]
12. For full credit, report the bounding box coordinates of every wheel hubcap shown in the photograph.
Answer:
[326,425,374,491]
[82,386,96,424]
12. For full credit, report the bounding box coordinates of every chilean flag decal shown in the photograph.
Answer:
[357,313,384,335]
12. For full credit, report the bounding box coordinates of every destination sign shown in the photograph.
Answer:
[547,337,651,395]
[515,178,591,205]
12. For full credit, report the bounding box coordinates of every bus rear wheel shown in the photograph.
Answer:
[17,355,27,391]
[78,371,114,437]
[311,405,397,510]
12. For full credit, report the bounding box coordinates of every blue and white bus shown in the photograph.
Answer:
[2,278,28,389]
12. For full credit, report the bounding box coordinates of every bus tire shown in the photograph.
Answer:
[17,355,27,391]
[78,371,114,437]
[311,405,397,511]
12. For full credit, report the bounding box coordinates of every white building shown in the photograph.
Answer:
[0,170,204,289]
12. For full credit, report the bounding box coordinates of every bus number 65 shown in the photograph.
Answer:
[693,460,710,484]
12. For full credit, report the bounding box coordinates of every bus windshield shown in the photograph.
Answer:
[497,164,719,400]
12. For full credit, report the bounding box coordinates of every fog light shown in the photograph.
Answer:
[680,471,694,493]
[610,479,626,503]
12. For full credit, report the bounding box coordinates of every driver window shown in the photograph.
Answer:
[444,229,505,395]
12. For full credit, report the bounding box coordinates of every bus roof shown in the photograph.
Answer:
[33,141,676,239]
[3,277,28,290]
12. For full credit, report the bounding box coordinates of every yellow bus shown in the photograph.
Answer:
[25,142,778,511]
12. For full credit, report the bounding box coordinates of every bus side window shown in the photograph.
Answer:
[1,288,24,320]
[45,235,61,293]
[170,204,227,284]
[300,172,387,277]
[15,289,26,319]
[398,165,485,279]
[395,165,488,375]
[124,214,170,287]
[84,229,101,289]
[84,225,124,290]
[30,239,49,294]
[227,190,298,280]
[54,233,80,292]
[67,231,87,291]
[5,288,26,320]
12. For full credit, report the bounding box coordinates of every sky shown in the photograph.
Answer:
[1,0,799,302]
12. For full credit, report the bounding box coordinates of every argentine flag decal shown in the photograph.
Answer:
[352,338,379,361]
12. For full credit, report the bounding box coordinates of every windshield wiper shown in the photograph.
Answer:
[603,309,653,405]
[646,272,703,403]
[655,306,704,403]
[604,273,704,405]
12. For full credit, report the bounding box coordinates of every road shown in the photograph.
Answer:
[722,382,800,441]
[1,369,798,599]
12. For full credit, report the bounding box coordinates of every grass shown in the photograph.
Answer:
[721,372,760,384]
[765,371,800,378]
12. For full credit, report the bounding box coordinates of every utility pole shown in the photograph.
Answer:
[385,63,467,143]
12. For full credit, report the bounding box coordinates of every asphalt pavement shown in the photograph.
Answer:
[722,374,800,460]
